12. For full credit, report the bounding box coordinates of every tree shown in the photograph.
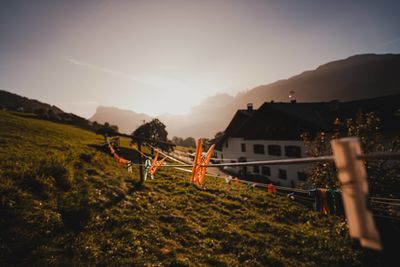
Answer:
[95,122,119,136]
[172,136,184,146]
[201,138,211,151]
[302,112,400,197]
[132,119,174,152]
[91,121,100,132]
[172,136,196,148]
[214,131,224,139]
[182,137,196,148]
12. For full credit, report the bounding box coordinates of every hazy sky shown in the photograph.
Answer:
[1,0,400,118]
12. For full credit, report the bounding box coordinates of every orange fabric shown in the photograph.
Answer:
[190,139,203,183]
[149,156,166,176]
[197,144,215,186]
[319,189,329,215]
[190,139,215,186]
[108,141,129,167]
[147,152,166,177]
[147,151,159,174]
[268,183,277,193]
[107,141,114,152]
[118,158,128,165]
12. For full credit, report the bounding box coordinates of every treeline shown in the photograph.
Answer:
[171,136,196,148]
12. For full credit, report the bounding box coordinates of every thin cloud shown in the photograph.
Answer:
[66,58,186,89]
[381,37,400,47]
[66,58,138,81]
[57,100,99,106]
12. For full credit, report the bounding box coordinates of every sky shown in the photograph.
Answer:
[1,0,400,118]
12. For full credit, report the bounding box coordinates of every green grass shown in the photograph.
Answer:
[175,146,195,153]
[0,111,361,266]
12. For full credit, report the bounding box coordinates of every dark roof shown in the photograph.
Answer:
[213,94,400,144]
[236,102,332,140]
[225,110,255,137]
[338,94,400,131]
[214,109,255,150]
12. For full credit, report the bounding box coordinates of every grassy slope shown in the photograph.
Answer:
[0,111,361,266]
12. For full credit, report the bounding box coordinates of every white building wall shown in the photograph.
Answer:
[214,138,310,187]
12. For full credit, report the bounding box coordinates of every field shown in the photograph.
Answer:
[0,111,361,266]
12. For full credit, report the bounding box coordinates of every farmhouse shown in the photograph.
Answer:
[212,94,400,187]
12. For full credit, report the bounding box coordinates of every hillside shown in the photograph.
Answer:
[0,90,63,114]
[0,111,361,266]
[89,54,400,138]
[231,54,400,109]
[0,90,120,133]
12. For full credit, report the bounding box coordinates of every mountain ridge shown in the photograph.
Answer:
[0,89,64,114]
[89,53,400,138]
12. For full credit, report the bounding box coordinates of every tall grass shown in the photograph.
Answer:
[0,111,361,266]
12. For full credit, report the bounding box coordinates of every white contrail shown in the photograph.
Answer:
[66,58,139,81]
[66,58,186,89]
[381,37,400,47]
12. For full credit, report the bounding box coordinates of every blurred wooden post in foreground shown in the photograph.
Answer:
[331,137,382,250]
[137,140,144,186]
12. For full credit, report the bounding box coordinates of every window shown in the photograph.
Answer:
[285,145,301,158]
[261,166,271,176]
[297,172,307,181]
[278,169,287,180]
[253,144,265,154]
[268,145,282,156]
[253,165,260,173]
[241,143,246,152]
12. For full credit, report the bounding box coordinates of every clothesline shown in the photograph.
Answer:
[136,143,400,202]
[370,196,400,202]
[166,164,399,219]
[104,139,400,223]
[146,144,188,165]
[109,153,400,168]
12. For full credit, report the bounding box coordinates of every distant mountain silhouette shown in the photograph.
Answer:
[230,53,400,109]
[89,54,400,138]
[89,106,152,134]
[0,90,63,114]
[89,94,235,137]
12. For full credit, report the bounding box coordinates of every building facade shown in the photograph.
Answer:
[213,94,400,187]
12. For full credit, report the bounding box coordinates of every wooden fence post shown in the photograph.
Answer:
[331,137,381,250]
[137,141,144,186]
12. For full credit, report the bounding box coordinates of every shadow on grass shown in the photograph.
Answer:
[88,144,144,163]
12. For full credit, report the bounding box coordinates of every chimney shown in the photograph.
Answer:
[247,103,253,111]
